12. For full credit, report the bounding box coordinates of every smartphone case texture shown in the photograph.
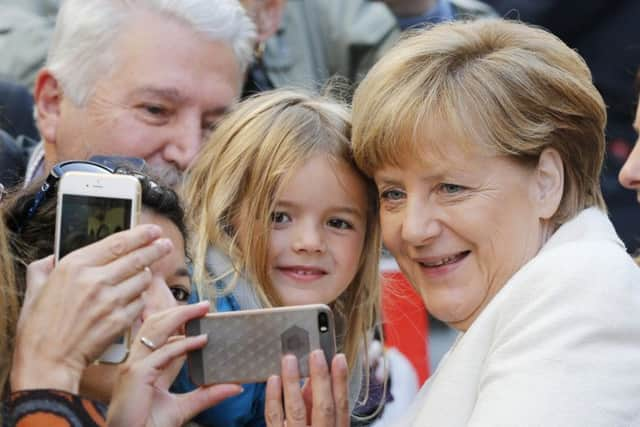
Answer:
[187,305,336,385]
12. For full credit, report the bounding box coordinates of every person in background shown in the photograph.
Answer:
[260,0,495,92]
[0,0,255,190]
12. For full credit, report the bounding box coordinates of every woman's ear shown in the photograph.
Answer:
[532,148,564,219]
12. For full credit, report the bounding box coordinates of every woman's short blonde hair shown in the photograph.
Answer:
[183,89,381,371]
[352,19,606,225]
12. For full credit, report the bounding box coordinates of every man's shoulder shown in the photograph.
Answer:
[451,0,497,19]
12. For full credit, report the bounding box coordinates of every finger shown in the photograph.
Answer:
[281,355,307,427]
[309,350,335,427]
[331,354,350,427]
[133,335,207,374]
[129,302,210,361]
[176,384,244,423]
[65,224,163,266]
[108,267,153,306]
[265,375,284,427]
[94,237,173,286]
[85,299,145,362]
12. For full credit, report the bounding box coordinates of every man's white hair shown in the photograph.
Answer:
[47,0,256,105]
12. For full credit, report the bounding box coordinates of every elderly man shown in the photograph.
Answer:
[20,0,255,188]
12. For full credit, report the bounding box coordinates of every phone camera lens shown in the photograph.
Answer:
[318,312,329,333]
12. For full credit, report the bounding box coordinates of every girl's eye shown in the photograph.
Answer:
[327,218,353,230]
[170,286,190,303]
[380,189,405,201]
[271,211,291,224]
[440,183,464,194]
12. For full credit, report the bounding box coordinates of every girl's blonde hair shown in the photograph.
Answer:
[184,89,381,370]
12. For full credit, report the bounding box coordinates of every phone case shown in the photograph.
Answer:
[186,304,336,385]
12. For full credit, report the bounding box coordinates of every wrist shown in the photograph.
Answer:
[11,350,82,393]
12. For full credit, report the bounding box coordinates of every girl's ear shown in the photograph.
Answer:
[531,147,564,220]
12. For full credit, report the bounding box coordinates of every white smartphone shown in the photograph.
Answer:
[55,171,141,364]
[186,304,337,385]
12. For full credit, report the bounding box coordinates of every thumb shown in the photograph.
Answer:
[175,384,243,421]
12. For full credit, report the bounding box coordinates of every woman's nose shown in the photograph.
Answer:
[619,141,640,190]
[400,198,442,246]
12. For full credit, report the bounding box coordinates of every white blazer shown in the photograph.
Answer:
[397,208,640,427]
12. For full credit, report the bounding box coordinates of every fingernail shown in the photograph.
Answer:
[197,300,210,309]
[283,354,298,375]
[312,349,327,366]
[154,238,173,252]
[335,353,347,372]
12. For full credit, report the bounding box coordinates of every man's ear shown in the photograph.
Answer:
[254,0,285,42]
[531,147,564,220]
[33,69,63,147]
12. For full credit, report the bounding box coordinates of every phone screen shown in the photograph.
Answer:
[59,194,132,259]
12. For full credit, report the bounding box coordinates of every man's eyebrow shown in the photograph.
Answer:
[130,86,184,102]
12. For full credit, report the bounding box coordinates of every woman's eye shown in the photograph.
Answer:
[380,189,405,201]
[170,286,190,303]
[440,183,464,194]
[327,218,353,230]
[271,211,291,224]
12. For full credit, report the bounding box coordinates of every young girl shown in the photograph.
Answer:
[181,89,383,425]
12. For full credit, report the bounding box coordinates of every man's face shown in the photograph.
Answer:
[49,11,243,186]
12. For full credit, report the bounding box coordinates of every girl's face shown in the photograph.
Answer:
[267,154,369,305]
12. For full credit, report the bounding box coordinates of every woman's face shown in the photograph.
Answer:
[618,100,640,197]
[374,128,549,331]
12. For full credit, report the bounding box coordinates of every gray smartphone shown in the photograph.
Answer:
[186,304,336,385]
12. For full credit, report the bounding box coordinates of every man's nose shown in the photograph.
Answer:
[162,118,204,171]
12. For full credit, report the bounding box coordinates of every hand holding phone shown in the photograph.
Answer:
[11,224,172,392]
[186,304,337,385]
[54,171,141,363]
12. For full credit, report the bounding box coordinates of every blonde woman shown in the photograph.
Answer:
[181,89,383,426]
[342,18,640,426]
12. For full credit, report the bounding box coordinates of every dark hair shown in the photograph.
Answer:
[4,170,186,298]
